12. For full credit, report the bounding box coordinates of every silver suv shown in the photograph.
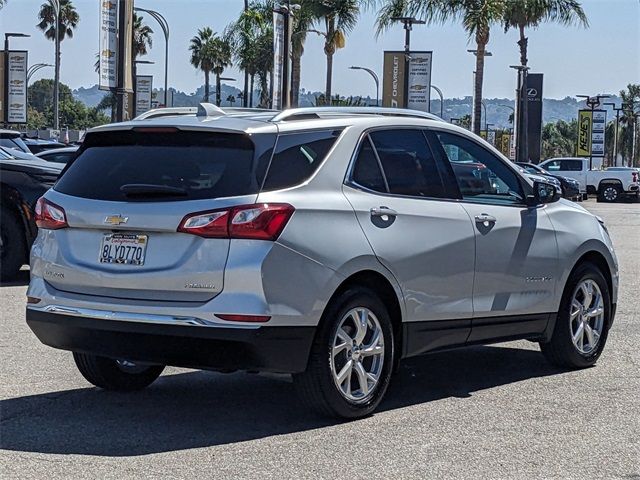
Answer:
[26,106,619,418]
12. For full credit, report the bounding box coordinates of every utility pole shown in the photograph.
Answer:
[604,102,629,167]
[391,17,425,108]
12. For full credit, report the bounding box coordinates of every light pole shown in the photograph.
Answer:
[4,33,31,127]
[510,64,530,163]
[349,66,379,106]
[134,7,170,107]
[431,84,444,118]
[391,16,426,108]
[27,63,53,84]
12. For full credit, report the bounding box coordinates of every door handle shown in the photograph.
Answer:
[370,206,398,218]
[474,213,497,224]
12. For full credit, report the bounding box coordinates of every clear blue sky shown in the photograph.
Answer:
[2,0,639,99]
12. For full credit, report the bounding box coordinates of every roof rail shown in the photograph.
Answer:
[271,107,443,122]
[133,107,197,120]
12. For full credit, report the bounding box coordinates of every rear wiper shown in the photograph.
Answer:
[120,183,188,197]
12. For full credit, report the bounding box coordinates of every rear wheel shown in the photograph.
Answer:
[0,206,26,281]
[293,287,395,419]
[73,353,164,391]
[540,262,611,368]
[597,184,621,203]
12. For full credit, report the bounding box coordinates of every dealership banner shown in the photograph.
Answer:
[99,0,118,90]
[577,110,592,156]
[526,73,543,163]
[382,51,406,108]
[499,133,511,157]
[272,10,285,110]
[406,52,432,112]
[577,109,606,157]
[6,50,28,124]
[135,75,153,116]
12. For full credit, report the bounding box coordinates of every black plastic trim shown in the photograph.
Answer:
[26,309,315,374]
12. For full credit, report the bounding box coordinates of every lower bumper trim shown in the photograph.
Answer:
[26,308,315,374]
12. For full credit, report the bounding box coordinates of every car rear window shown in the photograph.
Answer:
[55,130,259,202]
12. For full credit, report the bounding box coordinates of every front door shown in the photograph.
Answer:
[429,130,559,342]
[343,128,476,355]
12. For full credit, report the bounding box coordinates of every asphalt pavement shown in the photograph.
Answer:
[1,199,638,479]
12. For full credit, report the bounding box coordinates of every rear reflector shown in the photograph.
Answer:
[35,197,68,230]
[215,314,271,323]
[27,296,41,304]
[178,203,294,240]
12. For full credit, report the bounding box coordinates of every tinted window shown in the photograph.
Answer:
[369,129,445,198]
[436,131,524,205]
[352,138,386,192]
[544,160,561,171]
[55,130,257,202]
[262,129,342,191]
[561,159,582,171]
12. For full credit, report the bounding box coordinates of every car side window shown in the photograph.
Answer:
[435,131,524,206]
[351,137,387,192]
[561,160,582,171]
[544,160,561,171]
[368,129,446,198]
[262,129,342,191]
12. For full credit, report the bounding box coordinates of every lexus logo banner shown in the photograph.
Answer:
[526,73,543,163]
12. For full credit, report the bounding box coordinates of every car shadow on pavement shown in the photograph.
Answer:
[1,345,566,457]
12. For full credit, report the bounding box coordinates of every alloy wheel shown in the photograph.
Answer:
[330,307,385,403]
[603,187,618,202]
[570,279,605,355]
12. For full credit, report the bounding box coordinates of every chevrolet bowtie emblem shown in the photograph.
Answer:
[104,215,129,226]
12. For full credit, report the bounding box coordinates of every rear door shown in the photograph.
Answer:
[41,128,273,302]
[429,130,559,342]
[343,128,476,355]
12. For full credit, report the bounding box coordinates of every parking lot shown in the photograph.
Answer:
[1,199,638,479]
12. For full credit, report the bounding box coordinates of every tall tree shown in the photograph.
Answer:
[37,0,80,130]
[503,0,588,68]
[618,84,640,166]
[290,0,316,107]
[210,37,232,107]
[132,12,154,58]
[189,27,218,103]
[375,0,504,135]
[309,0,360,101]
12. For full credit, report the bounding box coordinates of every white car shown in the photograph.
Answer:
[539,157,640,202]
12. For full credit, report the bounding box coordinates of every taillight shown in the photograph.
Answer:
[35,197,68,230]
[178,203,294,241]
[633,172,638,183]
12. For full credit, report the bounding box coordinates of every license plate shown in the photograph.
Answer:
[100,233,148,265]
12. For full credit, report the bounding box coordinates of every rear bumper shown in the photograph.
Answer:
[26,308,315,374]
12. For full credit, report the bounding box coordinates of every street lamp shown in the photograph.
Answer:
[390,17,426,108]
[604,101,628,167]
[134,7,170,107]
[27,63,53,84]
[431,84,444,118]
[349,66,379,107]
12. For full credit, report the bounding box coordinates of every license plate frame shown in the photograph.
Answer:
[99,233,148,266]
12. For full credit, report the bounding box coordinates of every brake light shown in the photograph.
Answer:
[178,203,294,240]
[215,314,271,323]
[633,172,638,183]
[35,197,68,230]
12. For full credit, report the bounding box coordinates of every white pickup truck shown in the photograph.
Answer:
[539,157,640,203]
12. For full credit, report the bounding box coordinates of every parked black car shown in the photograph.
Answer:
[22,137,68,155]
[517,162,582,201]
[0,148,62,280]
[0,129,31,154]
[36,146,79,164]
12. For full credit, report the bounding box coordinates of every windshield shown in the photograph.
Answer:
[0,135,30,153]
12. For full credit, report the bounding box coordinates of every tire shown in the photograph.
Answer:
[597,184,621,203]
[293,287,395,419]
[0,206,27,281]
[540,262,611,369]
[73,353,165,391]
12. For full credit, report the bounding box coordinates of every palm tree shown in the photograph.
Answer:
[189,27,219,103]
[308,0,360,101]
[503,0,588,68]
[375,0,503,135]
[225,2,273,108]
[37,0,80,130]
[211,37,232,107]
[291,0,316,107]
[132,12,154,58]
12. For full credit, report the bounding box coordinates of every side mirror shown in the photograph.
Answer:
[527,180,561,206]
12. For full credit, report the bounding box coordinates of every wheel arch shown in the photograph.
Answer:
[567,250,615,325]
[597,178,623,192]
[326,270,404,360]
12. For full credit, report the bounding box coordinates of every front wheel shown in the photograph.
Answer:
[540,262,611,368]
[73,353,164,391]
[293,287,395,419]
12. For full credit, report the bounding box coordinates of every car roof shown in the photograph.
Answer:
[37,146,79,156]
[89,104,448,136]
[0,129,21,137]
